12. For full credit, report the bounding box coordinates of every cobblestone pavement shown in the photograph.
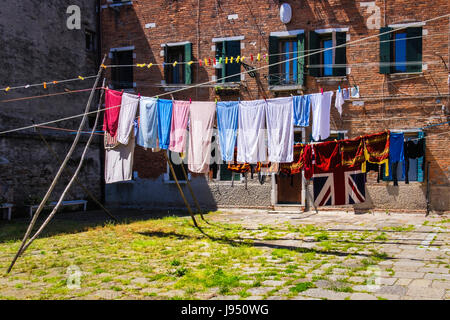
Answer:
[207,210,449,300]
[0,209,448,300]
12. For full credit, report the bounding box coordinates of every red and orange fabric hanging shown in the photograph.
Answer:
[362,131,390,176]
[340,136,365,168]
[280,143,306,175]
[313,141,341,173]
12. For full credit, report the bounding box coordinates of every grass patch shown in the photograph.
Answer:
[289,282,314,293]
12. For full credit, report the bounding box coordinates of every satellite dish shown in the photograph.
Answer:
[280,3,292,24]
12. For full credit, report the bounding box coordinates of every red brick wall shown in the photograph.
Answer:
[100,0,449,210]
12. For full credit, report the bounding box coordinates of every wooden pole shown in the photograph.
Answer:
[7,55,107,274]
[15,73,107,261]
[164,152,199,228]
[178,154,206,221]
[31,82,117,222]
[302,175,318,214]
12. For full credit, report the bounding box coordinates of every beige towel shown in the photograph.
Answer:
[188,101,216,173]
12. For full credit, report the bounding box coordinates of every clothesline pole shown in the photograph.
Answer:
[6,55,107,274]
[31,91,118,222]
[164,152,199,228]
[426,161,431,216]
[302,175,318,214]
[16,77,107,260]
[179,155,206,221]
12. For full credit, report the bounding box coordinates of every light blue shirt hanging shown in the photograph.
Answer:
[157,99,173,150]
[136,97,158,149]
[216,101,239,162]
[293,95,311,127]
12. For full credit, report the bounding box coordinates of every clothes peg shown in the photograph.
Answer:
[189,98,192,104]
[209,58,212,65]
[320,88,323,95]
[215,98,218,104]
[147,63,153,68]
[338,85,341,92]
[213,58,217,65]
[199,60,202,66]
[43,82,47,89]
[250,54,254,62]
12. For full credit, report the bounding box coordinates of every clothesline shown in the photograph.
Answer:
[1,13,449,136]
[0,87,105,104]
[2,18,447,93]
[0,75,98,92]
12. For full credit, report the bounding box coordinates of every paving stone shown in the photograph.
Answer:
[350,292,378,300]
[211,295,241,300]
[261,280,285,287]
[431,280,450,290]
[376,285,407,296]
[409,279,432,288]
[393,272,425,279]
[301,288,349,300]
[247,287,275,296]
[93,290,122,300]
[396,278,412,286]
[266,295,286,300]
[246,296,264,300]
[290,295,321,300]
[348,276,366,284]
[417,267,449,274]
[130,277,148,285]
[240,280,254,285]
[423,273,450,281]
[379,277,397,285]
[406,287,445,299]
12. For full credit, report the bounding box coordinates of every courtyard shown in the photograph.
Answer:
[0,209,448,300]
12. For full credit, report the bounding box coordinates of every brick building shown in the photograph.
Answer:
[0,0,102,213]
[100,0,449,212]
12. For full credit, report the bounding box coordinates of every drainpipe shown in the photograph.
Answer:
[97,0,106,205]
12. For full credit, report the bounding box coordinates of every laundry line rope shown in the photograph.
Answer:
[2,26,447,92]
[0,12,449,136]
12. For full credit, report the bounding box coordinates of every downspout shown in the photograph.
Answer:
[97,0,106,205]
[196,0,200,100]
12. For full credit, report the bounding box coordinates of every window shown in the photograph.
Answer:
[382,131,425,182]
[111,49,134,89]
[268,33,305,86]
[85,30,96,52]
[311,131,346,143]
[215,40,241,83]
[309,31,347,77]
[164,43,192,85]
[380,26,422,74]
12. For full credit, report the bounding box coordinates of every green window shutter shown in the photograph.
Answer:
[268,36,279,85]
[296,33,305,86]
[333,32,347,76]
[379,27,392,74]
[184,43,192,84]
[225,40,241,82]
[417,131,425,182]
[308,31,320,77]
[406,27,422,73]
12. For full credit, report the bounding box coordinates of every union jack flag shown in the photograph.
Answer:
[313,165,366,206]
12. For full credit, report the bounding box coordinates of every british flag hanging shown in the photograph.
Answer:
[312,164,366,207]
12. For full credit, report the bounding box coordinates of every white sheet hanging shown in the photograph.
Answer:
[311,91,334,141]
[237,99,267,163]
[265,97,294,163]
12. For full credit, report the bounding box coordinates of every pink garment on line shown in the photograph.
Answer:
[188,101,216,173]
[169,100,190,153]
[103,89,123,138]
